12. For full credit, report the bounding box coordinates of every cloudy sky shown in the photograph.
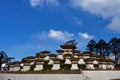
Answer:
[0,0,120,60]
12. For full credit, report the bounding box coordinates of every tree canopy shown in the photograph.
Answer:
[86,38,120,64]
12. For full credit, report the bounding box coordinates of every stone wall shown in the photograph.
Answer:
[0,71,120,80]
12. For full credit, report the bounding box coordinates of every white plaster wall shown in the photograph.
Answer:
[86,64,95,69]
[71,64,79,70]
[44,56,49,60]
[78,59,85,64]
[74,55,78,58]
[13,67,20,71]
[30,62,34,65]
[84,56,90,59]
[34,65,43,71]
[93,60,98,64]
[58,55,63,59]
[65,59,71,64]
[63,52,72,54]
[51,64,60,70]
[0,74,83,80]
[21,66,30,71]
[99,64,106,69]
[9,67,14,71]
[83,71,120,80]
[48,59,53,65]
[0,71,120,80]
[106,64,114,69]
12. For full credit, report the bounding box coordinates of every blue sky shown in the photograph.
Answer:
[0,0,120,60]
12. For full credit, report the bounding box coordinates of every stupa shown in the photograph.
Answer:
[7,40,115,73]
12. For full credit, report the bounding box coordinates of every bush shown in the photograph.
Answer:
[61,64,71,70]
[115,64,120,70]
[30,65,35,71]
[43,61,53,70]
[78,64,86,69]
[94,64,98,69]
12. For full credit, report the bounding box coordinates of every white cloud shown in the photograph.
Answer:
[30,30,93,52]
[7,30,94,60]
[31,30,74,42]
[78,32,94,39]
[29,0,59,7]
[106,18,120,32]
[70,0,120,33]
[30,0,41,7]
[48,30,74,41]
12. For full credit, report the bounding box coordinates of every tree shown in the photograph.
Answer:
[109,38,120,64]
[0,53,2,70]
[0,51,15,70]
[0,51,7,70]
[86,37,120,64]
[104,43,111,59]
[118,38,120,64]
[95,39,107,56]
[87,39,96,53]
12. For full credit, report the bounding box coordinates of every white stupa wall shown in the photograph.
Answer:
[93,60,98,64]
[30,62,34,65]
[51,64,60,70]
[21,66,30,71]
[86,64,95,69]
[84,56,90,59]
[63,52,72,54]
[78,56,84,59]
[48,59,53,65]
[9,67,14,71]
[65,59,71,64]
[106,64,114,69]
[78,59,85,64]
[74,55,78,58]
[14,67,21,71]
[58,55,63,59]
[99,64,106,69]
[44,56,49,60]
[71,64,79,70]
[34,65,43,71]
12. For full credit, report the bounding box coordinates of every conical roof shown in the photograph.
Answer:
[56,49,64,53]
[22,56,35,61]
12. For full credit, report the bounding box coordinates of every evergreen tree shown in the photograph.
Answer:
[95,39,107,56]
[109,38,120,64]
[87,39,96,53]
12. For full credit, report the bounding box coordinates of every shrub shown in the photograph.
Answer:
[78,64,86,69]
[30,65,35,71]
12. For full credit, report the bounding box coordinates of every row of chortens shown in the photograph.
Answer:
[8,40,115,72]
